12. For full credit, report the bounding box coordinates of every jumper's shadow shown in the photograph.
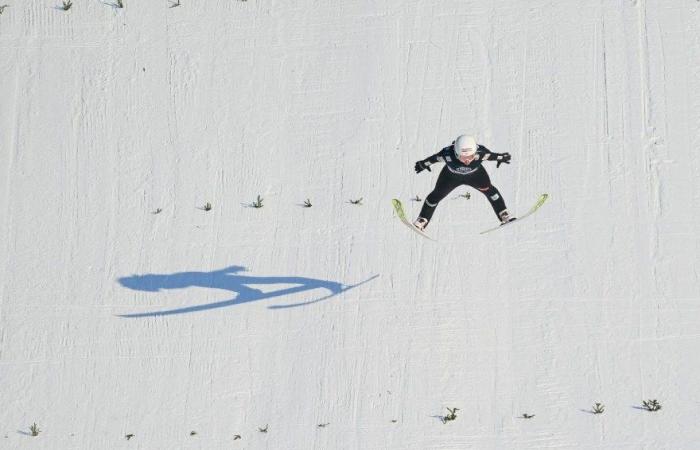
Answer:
[118,265,378,318]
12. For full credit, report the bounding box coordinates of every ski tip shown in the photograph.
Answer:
[392,198,407,210]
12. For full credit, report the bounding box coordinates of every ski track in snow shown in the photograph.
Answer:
[1,0,700,448]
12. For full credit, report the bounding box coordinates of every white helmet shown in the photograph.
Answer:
[453,135,478,159]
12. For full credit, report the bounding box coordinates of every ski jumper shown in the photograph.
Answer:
[418,145,508,222]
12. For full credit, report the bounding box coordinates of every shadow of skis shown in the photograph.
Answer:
[267,274,380,309]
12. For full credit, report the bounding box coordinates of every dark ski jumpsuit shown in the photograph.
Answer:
[417,145,509,222]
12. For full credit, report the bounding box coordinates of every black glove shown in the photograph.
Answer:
[495,152,511,168]
[414,160,431,173]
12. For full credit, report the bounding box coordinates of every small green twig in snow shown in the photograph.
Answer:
[642,399,661,412]
[29,423,40,437]
[442,407,459,423]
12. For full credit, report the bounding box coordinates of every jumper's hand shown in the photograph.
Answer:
[496,153,511,168]
[414,160,431,174]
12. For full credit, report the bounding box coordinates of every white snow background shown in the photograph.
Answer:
[1,0,700,449]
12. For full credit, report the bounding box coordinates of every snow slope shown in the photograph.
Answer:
[1,0,700,448]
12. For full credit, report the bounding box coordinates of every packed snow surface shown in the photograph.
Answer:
[1,0,700,448]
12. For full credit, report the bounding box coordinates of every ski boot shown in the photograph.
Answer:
[499,210,517,225]
[413,217,429,231]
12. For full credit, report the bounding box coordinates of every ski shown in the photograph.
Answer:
[391,199,436,241]
[480,193,549,235]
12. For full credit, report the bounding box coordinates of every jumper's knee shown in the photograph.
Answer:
[480,185,503,203]
[478,184,495,195]
[425,192,442,207]
[480,185,507,217]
